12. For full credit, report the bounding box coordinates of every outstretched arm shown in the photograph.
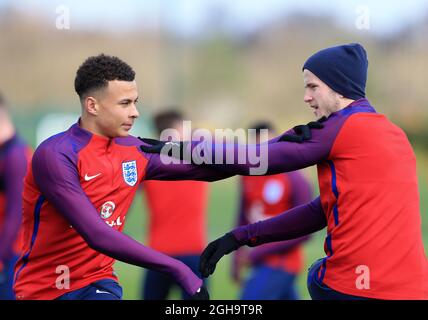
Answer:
[141,116,343,177]
[189,125,334,176]
[32,146,205,297]
[143,147,235,182]
[199,197,326,277]
[232,197,326,246]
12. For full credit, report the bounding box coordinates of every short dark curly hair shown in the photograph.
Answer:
[74,54,135,99]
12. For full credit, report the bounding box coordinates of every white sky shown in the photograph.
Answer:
[1,0,427,36]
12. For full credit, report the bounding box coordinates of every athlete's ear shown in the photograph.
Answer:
[84,96,99,116]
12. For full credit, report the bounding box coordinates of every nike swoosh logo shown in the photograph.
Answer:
[95,289,113,295]
[84,173,101,181]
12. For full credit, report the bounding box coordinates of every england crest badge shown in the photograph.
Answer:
[122,160,138,186]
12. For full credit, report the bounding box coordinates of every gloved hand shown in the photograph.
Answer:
[189,285,210,300]
[138,137,188,159]
[199,233,241,278]
[278,116,327,143]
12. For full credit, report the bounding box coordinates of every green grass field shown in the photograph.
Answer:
[115,147,428,300]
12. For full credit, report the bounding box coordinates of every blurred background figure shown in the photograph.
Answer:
[231,121,313,300]
[141,109,209,300]
[0,92,32,300]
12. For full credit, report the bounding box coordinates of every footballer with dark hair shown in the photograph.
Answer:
[13,54,228,300]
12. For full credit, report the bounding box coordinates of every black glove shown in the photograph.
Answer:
[189,285,210,300]
[199,233,241,278]
[278,116,327,143]
[139,137,188,160]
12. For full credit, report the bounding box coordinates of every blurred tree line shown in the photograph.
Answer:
[1,7,428,137]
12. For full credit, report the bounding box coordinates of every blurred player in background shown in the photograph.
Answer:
[232,121,312,300]
[141,110,209,300]
[0,92,32,300]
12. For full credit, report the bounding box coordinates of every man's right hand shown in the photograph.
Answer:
[199,233,241,278]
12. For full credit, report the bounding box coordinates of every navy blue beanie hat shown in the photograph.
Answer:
[303,43,368,100]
